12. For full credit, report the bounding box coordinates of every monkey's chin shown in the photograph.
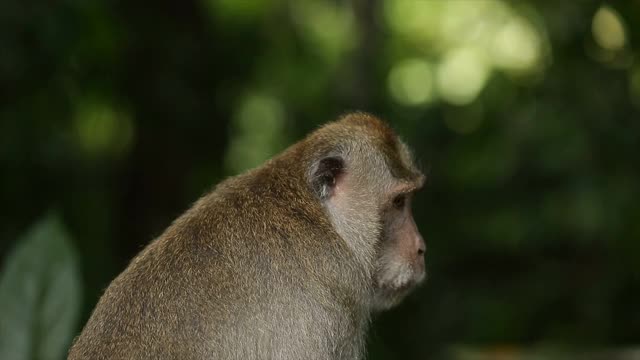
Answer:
[371,271,425,311]
[372,286,411,311]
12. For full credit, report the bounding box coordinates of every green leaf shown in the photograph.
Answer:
[0,214,82,360]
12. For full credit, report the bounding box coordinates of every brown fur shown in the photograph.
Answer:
[68,112,425,360]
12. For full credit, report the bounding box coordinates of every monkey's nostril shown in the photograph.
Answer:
[417,248,425,256]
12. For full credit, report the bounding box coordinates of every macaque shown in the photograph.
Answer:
[68,112,426,360]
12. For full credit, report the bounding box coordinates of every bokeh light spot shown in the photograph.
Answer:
[592,5,626,51]
[385,0,441,44]
[73,99,134,157]
[291,0,355,64]
[491,16,542,72]
[436,48,491,105]
[225,93,287,174]
[388,59,435,107]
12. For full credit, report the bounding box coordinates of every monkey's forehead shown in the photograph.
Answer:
[320,113,423,182]
[336,112,397,143]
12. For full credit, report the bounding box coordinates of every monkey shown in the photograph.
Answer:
[68,112,426,360]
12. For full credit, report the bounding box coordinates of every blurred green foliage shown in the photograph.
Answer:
[1,0,639,359]
[0,215,81,360]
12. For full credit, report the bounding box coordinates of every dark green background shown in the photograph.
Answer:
[1,0,639,358]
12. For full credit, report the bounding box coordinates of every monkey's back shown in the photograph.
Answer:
[68,163,369,360]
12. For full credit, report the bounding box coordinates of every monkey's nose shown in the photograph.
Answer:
[416,235,426,256]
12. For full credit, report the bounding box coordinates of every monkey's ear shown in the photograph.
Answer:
[310,156,344,200]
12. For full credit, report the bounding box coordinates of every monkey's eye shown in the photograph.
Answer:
[392,194,406,209]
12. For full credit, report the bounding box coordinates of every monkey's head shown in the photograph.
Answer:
[306,113,426,311]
